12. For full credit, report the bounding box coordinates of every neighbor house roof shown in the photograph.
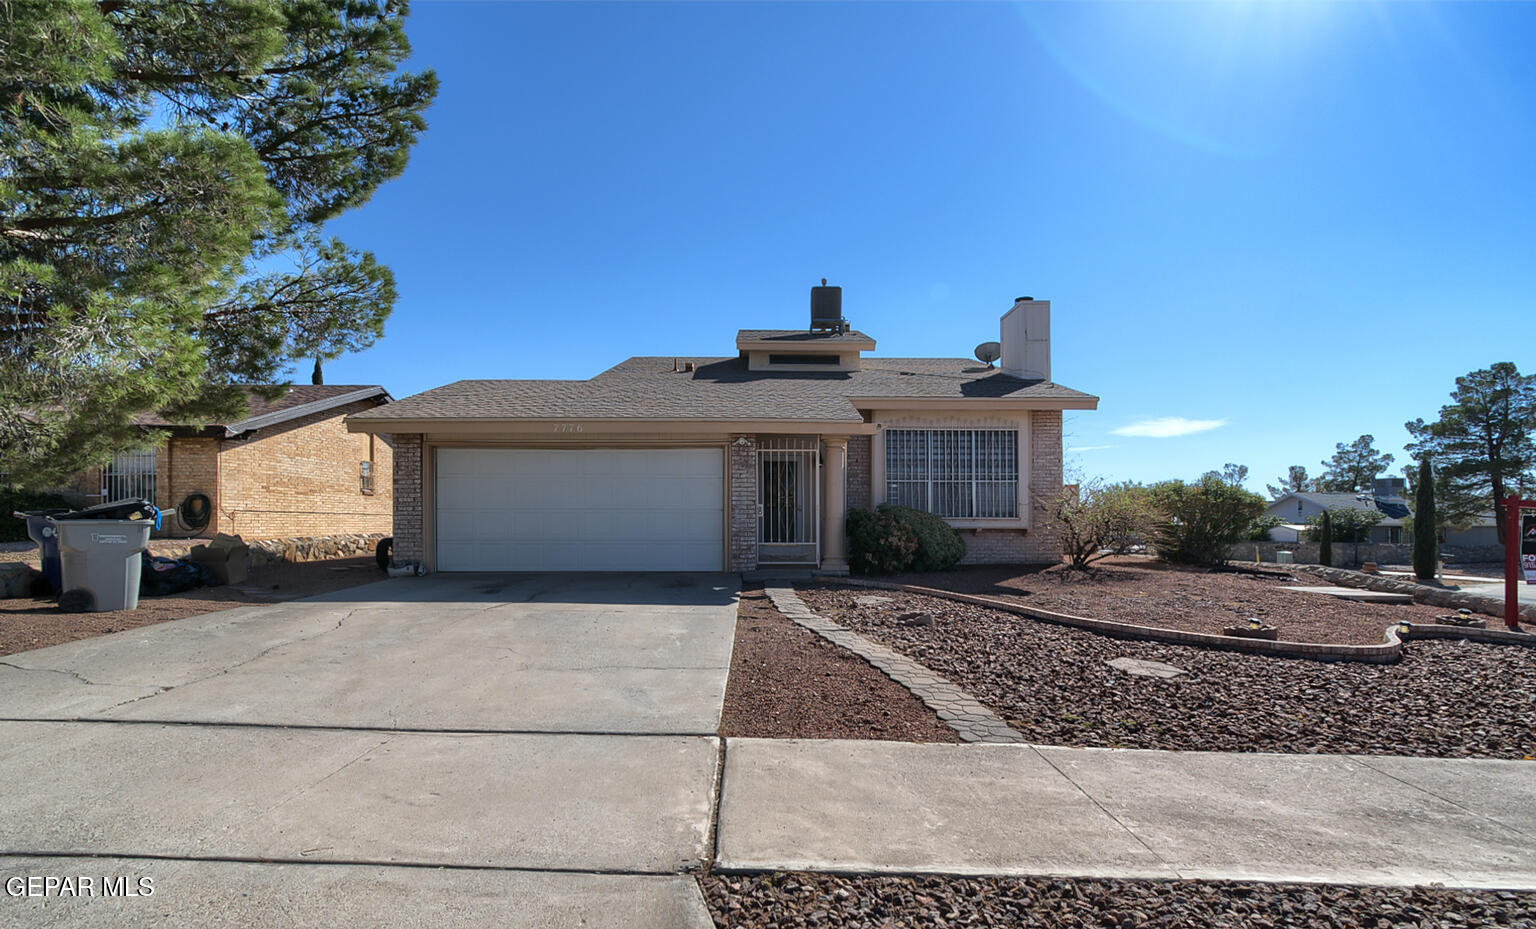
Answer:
[1268,492,1406,527]
[348,355,1097,432]
[140,385,391,438]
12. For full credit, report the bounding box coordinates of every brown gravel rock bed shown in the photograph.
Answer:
[719,589,959,742]
[699,872,1536,928]
[0,556,383,657]
[879,557,1457,646]
[798,586,1536,758]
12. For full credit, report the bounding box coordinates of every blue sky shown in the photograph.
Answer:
[312,1,1533,493]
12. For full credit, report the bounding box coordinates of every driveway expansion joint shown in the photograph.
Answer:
[763,586,1024,744]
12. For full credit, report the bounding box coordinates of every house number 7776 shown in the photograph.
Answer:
[553,423,584,433]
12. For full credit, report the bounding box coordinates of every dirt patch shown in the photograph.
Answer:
[1,556,383,657]
[700,872,1536,928]
[799,585,1536,758]
[879,556,1461,646]
[719,588,959,742]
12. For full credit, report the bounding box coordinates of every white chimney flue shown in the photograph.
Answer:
[1000,297,1050,381]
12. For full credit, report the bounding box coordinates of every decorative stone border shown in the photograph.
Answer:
[829,578,1406,664]
[763,585,1025,744]
[1295,564,1536,625]
[154,532,387,567]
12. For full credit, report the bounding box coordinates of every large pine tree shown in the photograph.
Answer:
[1,0,437,484]
[1406,363,1536,544]
[1317,435,1394,493]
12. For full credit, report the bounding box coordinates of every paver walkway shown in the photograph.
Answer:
[715,738,1536,889]
[764,584,1023,743]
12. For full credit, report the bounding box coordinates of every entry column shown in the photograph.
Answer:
[820,435,849,575]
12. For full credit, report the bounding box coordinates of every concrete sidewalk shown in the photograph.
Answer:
[715,739,1536,889]
[0,574,738,928]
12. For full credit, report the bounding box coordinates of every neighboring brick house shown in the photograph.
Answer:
[348,290,1098,573]
[59,385,394,540]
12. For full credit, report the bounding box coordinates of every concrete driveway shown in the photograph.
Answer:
[0,573,737,928]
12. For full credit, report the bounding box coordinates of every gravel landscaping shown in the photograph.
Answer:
[0,556,384,656]
[798,586,1536,758]
[878,557,1459,645]
[720,588,958,742]
[700,872,1536,928]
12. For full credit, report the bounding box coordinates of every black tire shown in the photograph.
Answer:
[375,537,393,572]
[58,588,95,613]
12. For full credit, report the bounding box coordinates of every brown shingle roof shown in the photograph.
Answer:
[138,385,389,434]
[736,329,876,344]
[350,356,1096,425]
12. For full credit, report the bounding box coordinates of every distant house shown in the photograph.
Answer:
[1264,479,1410,544]
[54,385,394,540]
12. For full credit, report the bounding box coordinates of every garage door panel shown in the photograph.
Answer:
[435,448,724,572]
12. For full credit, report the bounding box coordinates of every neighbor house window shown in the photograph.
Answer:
[360,460,374,495]
[102,448,157,503]
[885,429,1018,518]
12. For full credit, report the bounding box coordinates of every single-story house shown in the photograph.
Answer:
[347,290,1099,573]
[1265,489,1406,544]
[1266,479,1505,551]
[55,385,394,540]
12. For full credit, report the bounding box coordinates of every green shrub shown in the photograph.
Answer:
[1244,514,1284,542]
[1304,506,1382,543]
[846,508,918,574]
[1148,474,1267,566]
[878,504,966,571]
[0,489,72,543]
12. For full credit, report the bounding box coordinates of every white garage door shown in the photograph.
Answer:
[434,448,724,572]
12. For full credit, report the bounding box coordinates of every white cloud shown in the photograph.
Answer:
[1111,417,1228,438]
[1066,445,1115,452]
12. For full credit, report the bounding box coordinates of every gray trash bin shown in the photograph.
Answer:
[57,519,154,611]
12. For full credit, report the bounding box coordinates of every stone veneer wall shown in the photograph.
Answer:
[391,434,424,564]
[728,435,758,572]
[846,434,872,512]
[153,533,387,567]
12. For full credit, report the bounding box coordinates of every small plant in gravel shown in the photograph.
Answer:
[847,508,919,574]
[878,504,966,571]
[1147,474,1267,566]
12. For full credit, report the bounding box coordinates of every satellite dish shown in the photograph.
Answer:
[974,341,1002,367]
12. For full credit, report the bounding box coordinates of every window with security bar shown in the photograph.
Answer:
[885,429,1018,518]
[101,448,157,503]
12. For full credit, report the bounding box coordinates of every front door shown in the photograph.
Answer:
[758,439,819,565]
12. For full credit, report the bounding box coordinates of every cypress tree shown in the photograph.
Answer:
[1318,511,1333,567]
[1413,458,1438,580]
